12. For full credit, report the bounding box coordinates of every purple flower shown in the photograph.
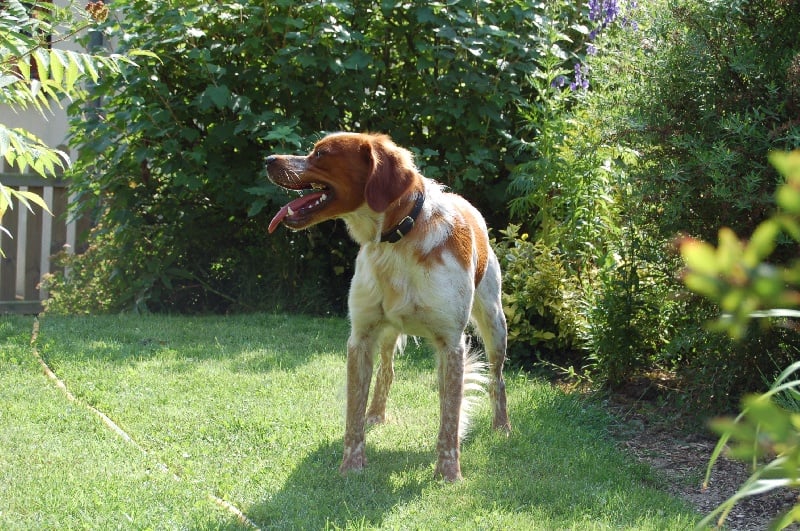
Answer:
[569,63,589,91]
[589,0,619,26]
[551,75,567,89]
[588,0,602,22]
[587,0,638,44]
[604,1,619,23]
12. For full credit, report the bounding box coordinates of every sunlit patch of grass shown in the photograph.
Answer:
[1,314,698,529]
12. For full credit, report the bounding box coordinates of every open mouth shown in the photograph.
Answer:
[268,182,333,233]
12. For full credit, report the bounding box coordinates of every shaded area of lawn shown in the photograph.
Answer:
[1,314,699,529]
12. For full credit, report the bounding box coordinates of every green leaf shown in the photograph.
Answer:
[683,272,721,298]
[0,75,19,91]
[247,199,266,217]
[16,56,31,81]
[32,48,50,83]
[127,49,162,63]
[751,265,783,299]
[81,53,100,83]
[0,184,10,219]
[716,228,745,274]
[201,85,231,109]
[777,183,800,214]
[15,189,53,215]
[778,215,800,241]
[744,219,779,266]
[680,237,719,275]
[0,126,10,159]
[49,49,71,88]
[770,151,800,182]
[65,54,81,93]
[342,50,371,70]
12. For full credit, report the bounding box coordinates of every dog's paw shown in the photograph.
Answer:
[492,408,511,436]
[433,458,463,482]
[339,443,367,474]
[492,416,512,436]
[365,413,386,426]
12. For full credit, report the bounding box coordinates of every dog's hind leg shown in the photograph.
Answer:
[472,254,511,434]
[433,334,466,482]
[366,330,404,425]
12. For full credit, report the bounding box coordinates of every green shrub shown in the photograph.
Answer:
[518,0,800,397]
[60,0,602,313]
[638,0,800,244]
[616,0,800,400]
[500,0,644,373]
[42,215,355,315]
[584,231,682,388]
[494,225,584,367]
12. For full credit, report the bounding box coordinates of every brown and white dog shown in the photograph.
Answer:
[265,132,510,481]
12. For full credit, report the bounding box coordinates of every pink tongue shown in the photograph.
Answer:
[268,192,326,234]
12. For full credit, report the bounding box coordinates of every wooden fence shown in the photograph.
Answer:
[0,174,90,314]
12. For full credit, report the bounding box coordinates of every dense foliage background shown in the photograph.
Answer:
[54,0,595,314]
[45,0,800,411]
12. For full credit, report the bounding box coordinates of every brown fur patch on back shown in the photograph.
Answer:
[413,205,488,286]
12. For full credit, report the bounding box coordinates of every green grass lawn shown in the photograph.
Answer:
[0,313,699,529]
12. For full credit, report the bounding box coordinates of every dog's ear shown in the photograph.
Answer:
[363,136,416,213]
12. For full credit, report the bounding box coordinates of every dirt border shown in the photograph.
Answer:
[611,396,799,530]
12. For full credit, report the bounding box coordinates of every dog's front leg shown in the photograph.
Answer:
[366,332,400,425]
[340,334,374,474]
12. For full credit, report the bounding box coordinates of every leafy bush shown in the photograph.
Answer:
[494,225,584,367]
[609,0,800,400]
[516,0,800,395]
[682,151,800,528]
[498,0,644,369]
[57,0,597,313]
[583,231,684,387]
[638,0,800,245]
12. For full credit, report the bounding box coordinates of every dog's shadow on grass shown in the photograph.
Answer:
[241,385,699,529]
[247,440,434,528]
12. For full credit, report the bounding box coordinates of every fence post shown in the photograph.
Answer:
[14,185,28,301]
[39,186,55,300]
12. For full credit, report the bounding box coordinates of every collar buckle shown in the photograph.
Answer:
[380,193,425,243]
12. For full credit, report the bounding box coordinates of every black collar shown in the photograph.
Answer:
[380,193,425,243]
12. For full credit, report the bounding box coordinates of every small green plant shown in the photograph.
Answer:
[494,224,584,363]
[584,234,669,387]
[681,151,800,529]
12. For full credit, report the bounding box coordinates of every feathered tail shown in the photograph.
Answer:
[459,343,489,440]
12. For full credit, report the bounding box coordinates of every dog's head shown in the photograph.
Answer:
[266,132,417,233]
